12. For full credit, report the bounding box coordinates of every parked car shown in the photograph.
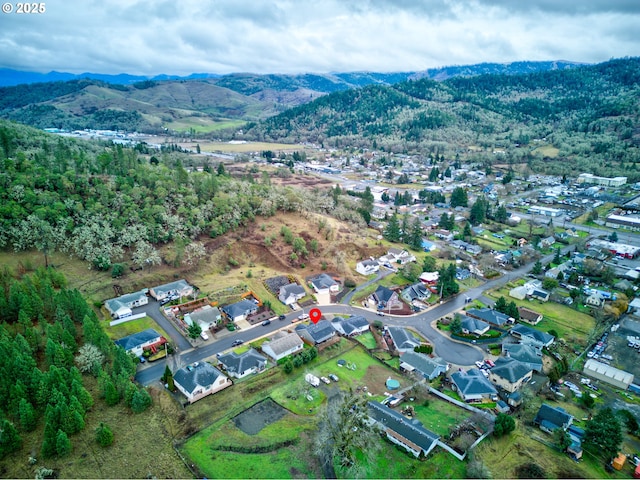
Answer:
[278,314,286,321]
[320,376,331,384]
[475,361,484,369]
[376,311,385,316]
[262,320,271,326]
[298,313,309,321]
[484,359,495,368]
[328,374,339,382]
[231,339,244,347]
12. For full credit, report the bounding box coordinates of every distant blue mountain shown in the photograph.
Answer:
[0,69,222,87]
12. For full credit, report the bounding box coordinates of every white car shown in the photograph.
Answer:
[320,376,331,384]
[298,313,309,321]
[475,361,484,369]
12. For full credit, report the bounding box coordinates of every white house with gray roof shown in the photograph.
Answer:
[385,326,421,352]
[114,328,165,357]
[105,289,148,319]
[149,279,194,301]
[450,369,498,403]
[295,320,336,345]
[278,283,306,305]
[367,401,440,458]
[308,273,340,294]
[356,259,380,276]
[331,315,370,337]
[173,362,231,404]
[261,331,304,361]
[221,299,258,322]
[510,324,554,347]
[399,352,448,380]
[460,316,490,336]
[217,348,267,379]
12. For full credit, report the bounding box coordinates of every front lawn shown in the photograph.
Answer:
[102,315,171,341]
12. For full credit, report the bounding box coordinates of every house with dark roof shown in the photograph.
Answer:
[367,401,440,458]
[373,286,401,309]
[533,404,573,433]
[386,326,421,352]
[356,259,380,276]
[331,315,370,337]
[466,308,513,327]
[295,320,336,345]
[221,299,259,322]
[105,289,148,319]
[401,283,430,304]
[450,369,498,403]
[114,328,165,357]
[308,273,340,294]
[517,307,543,325]
[488,357,533,393]
[278,283,306,305]
[530,289,550,302]
[502,343,544,372]
[510,324,554,347]
[399,352,448,380]
[187,305,222,330]
[149,279,194,301]
[217,348,267,379]
[173,362,231,404]
[261,331,304,361]
[460,316,490,336]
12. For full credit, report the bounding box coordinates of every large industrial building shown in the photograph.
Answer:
[583,359,634,390]
[577,173,627,187]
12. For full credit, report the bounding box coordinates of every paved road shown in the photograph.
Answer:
[135,240,580,385]
[138,299,192,352]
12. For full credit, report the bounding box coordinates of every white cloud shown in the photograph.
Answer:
[0,0,638,75]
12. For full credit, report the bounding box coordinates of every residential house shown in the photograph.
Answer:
[540,236,556,248]
[466,308,513,328]
[278,283,306,305]
[450,369,498,403]
[373,286,401,309]
[105,290,148,319]
[187,305,222,331]
[533,404,573,433]
[399,352,448,380]
[331,315,370,337]
[261,331,304,361]
[401,282,430,304]
[356,259,380,276]
[386,326,421,352]
[295,320,336,345]
[308,273,340,294]
[585,292,605,308]
[510,324,555,347]
[434,229,453,241]
[451,240,482,256]
[367,401,440,458]
[114,328,166,357]
[217,348,267,379]
[509,286,528,300]
[517,307,543,325]
[149,279,194,301]
[502,343,544,372]
[488,357,533,393]
[530,288,550,302]
[460,316,490,336]
[455,268,471,281]
[419,271,439,285]
[380,248,416,265]
[221,299,259,322]
[173,362,232,404]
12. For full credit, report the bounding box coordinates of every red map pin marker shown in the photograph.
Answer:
[309,308,322,324]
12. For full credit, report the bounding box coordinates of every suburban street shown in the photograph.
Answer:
[135,239,582,385]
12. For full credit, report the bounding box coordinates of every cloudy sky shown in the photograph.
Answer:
[1,0,639,75]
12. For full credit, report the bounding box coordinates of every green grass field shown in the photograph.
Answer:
[167,117,246,133]
[354,331,378,350]
[197,141,302,153]
[101,315,172,341]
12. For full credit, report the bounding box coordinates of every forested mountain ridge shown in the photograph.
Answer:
[246,57,640,180]
[0,61,585,133]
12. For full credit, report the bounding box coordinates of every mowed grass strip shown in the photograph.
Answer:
[101,315,172,341]
[412,398,473,437]
[354,331,378,350]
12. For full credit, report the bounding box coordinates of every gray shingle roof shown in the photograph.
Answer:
[534,404,573,430]
[402,283,429,301]
[221,299,258,319]
[466,308,511,326]
[309,273,338,290]
[451,369,498,397]
[152,279,192,297]
[279,283,305,298]
[173,362,225,395]
[105,290,147,313]
[510,324,554,346]
[490,357,532,383]
[374,286,395,304]
[367,401,439,454]
[262,332,303,356]
[114,328,161,351]
[332,315,369,335]
[295,319,336,344]
[386,326,421,351]
[502,343,543,371]
[217,348,267,376]
[461,316,490,335]
[400,351,447,379]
